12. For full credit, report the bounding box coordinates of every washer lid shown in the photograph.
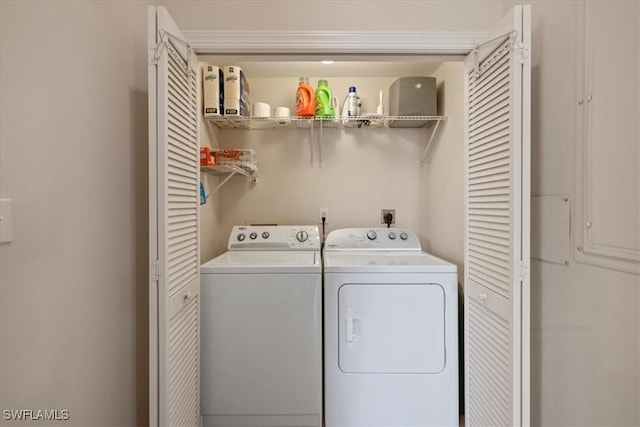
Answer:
[323,251,457,273]
[201,251,321,274]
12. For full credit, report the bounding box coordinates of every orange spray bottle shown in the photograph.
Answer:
[296,77,315,117]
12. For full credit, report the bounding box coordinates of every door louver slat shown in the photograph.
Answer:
[168,223,197,238]
[469,96,510,126]
[469,173,511,189]
[469,106,511,134]
[468,334,509,388]
[467,295,511,425]
[469,79,510,112]
[469,246,511,268]
[469,144,510,164]
[469,131,510,156]
[168,296,199,427]
[469,118,510,142]
[470,61,510,99]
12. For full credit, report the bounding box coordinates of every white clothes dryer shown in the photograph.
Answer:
[200,225,322,427]
[323,228,458,427]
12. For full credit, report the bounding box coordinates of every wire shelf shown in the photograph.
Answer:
[200,163,257,177]
[205,115,446,130]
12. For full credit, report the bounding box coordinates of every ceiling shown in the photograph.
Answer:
[198,54,462,78]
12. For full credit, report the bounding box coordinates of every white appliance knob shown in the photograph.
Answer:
[262,232,270,239]
[388,232,396,240]
[296,231,309,242]
[237,233,246,241]
[400,232,408,240]
[367,230,377,240]
[249,232,257,240]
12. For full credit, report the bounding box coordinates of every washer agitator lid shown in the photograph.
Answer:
[201,250,320,274]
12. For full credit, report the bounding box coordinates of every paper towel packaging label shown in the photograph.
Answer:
[203,64,223,117]
[224,66,251,116]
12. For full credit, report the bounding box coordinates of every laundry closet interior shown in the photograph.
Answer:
[149,4,530,426]
[197,55,465,267]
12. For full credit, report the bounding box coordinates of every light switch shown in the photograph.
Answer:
[0,199,12,243]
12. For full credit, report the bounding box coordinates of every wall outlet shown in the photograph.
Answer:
[320,208,329,224]
[381,209,396,225]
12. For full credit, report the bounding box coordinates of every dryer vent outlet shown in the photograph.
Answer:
[381,209,396,225]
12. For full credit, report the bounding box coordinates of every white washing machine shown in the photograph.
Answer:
[200,225,322,427]
[323,228,458,427]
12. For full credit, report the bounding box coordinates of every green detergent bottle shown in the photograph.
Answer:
[315,79,335,117]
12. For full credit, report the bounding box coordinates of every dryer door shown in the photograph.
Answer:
[338,283,445,374]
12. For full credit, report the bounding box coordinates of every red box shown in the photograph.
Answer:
[200,147,216,166]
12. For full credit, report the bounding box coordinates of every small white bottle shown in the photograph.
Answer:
[341,86,361,117]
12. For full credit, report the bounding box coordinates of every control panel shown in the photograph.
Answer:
[324,228,421,251]
[228,225,320,251]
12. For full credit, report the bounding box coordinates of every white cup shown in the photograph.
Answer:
[274,106,290,118]
[252,102,271,118]
[274,106,291,124]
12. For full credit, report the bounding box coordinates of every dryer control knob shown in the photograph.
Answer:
[249,232,257,240]
[237,233,246,242]
[262,232,270,239]
[296,231,309,242]
[367,230,377,240]
[388,232,396,240]
[400,232,408,240]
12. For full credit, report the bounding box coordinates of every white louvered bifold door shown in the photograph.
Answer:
[148,6,200,427]
[464,5,530,427]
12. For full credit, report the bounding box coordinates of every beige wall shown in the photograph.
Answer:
[422,62,465,281]
[198,63,223,263]
[0,1,150,426]
[210,76,429,255]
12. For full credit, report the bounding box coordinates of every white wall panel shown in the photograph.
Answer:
[575,1,640,274]
[502,1,640,425]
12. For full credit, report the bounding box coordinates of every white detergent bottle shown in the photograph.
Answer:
[341,86,361,119]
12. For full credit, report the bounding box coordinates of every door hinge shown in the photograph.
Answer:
[149,42,159,65]
[516,260,528,282]
[149,33,168,66]
[514,41,528,65]
[150,260,161,282]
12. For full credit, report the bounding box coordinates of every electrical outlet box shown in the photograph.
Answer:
[381,209,396,225]
[320,208,329,224]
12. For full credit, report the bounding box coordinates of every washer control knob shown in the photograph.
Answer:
[262,232,270,239]
[249,232,257,240]
[237,233,246,242]
[296,231,309,242]
[388,232,397,240]
[400,232,408,240]
[367,230,377,240]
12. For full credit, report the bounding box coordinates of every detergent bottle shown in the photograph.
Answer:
[314,79,335,117]
[296,77,315,117]
[341,86,362,117]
